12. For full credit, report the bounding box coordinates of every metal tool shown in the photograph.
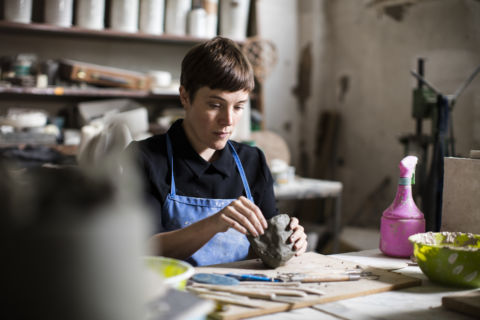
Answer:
[192,273,239,285]
[224,273,282,282]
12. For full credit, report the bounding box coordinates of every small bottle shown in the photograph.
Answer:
[380,156,425,257]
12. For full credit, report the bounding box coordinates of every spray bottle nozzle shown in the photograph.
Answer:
[399,155,418,178]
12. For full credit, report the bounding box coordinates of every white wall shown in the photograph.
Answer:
[256,0,300,165]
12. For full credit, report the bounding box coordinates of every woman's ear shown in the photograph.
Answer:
[179,86,189,108]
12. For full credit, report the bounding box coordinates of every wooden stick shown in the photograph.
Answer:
[189,284,277,300]
[192,283,307,297]
[196,294,268,309]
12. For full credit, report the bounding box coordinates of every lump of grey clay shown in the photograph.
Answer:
[247,214,295,268]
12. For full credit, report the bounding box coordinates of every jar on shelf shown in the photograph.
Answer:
[4,0,33,24]
[110,0,140,33]
[76,0,106,30]
[202,0,218,38]
[187,7,207,38]
[44,0,74,27]
[139,0,165,35]
[165,0,191,36]
[219,0,250,41]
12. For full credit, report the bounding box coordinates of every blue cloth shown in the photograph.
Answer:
[162,134,253,266]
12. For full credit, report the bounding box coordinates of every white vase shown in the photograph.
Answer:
[165,0,191,36]
[220,0,250,41]
[44,0,73,27]
[4,0,32,24]
[139,0,164,35]
[76,0,106,30]
[110,0,139,33]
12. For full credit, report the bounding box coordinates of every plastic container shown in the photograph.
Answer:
[76,0,105,30]
[44,0,73,27]
[380,156,426,257]
[139,0,164,35]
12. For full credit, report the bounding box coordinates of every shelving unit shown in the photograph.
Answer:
[0,86,179,99]
[0,20,210,45]
[0,4,262,127]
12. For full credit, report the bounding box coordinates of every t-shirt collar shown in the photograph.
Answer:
[168,119,234,178]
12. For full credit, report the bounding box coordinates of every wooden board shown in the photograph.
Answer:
[195,252,421,319]
[442,290,480,318]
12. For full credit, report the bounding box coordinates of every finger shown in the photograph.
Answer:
[293,233,307,250]
[223,205,260,237]
[289,217,299,230]
[289,225,305,243]
[220,213,248,235]
[239,196,268,229]
[232,198,265,234]
[295,239,307,256]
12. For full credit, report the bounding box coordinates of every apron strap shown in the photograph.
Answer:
[165,133,176,196]
[228,141,253,201]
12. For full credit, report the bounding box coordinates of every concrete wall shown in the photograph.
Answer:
[260,0,480,227]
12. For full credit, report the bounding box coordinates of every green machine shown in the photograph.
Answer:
[400,58,480,231]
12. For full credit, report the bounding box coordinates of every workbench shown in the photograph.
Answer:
[274,177,343,252]
[246,249,478,320]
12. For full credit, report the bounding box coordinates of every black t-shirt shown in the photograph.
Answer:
[125,119,278,232]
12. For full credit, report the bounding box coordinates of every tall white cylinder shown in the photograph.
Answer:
[76,0,105,30]
[165,0,191,36]
[4,0,33,24]
[220,0,250,41]
[44,0,73,27]
[188,8,207,38]
[139,0,164,35]
[110,0,140,33]
[202,0,218,38]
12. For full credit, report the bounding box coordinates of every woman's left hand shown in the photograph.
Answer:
[289,217,307,256]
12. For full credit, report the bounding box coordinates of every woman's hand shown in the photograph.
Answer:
[217,196,268,237]
[289,217,308,256]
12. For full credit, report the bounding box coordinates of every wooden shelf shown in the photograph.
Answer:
[0,86,179,99]
[0,20,210,44]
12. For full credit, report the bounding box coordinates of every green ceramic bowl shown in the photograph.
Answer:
[409,232,480,288]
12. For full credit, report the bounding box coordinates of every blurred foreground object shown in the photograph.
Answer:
[0,149,155,319]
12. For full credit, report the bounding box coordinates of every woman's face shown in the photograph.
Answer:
[181,86,249,161]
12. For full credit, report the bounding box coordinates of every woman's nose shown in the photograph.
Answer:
[219,108,234,125]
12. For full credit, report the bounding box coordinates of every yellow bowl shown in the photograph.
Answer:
[409,232,480,288]
[144,256,194,290]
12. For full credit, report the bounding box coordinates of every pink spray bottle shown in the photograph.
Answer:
[380,155,425,257]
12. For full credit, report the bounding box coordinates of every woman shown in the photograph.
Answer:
[127,37,307,266]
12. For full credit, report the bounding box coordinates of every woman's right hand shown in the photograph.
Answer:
[216,196,268,237]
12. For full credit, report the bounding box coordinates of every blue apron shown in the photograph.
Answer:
[162,134,252,266]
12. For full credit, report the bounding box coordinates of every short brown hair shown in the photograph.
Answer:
[180,37,255,102]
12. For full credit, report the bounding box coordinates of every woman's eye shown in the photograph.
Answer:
[235,105,245,111]
[209,103,221,108]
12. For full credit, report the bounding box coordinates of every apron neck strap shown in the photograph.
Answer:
[228,141,253,201]
[166,133,253,201]
[165,133,176,196]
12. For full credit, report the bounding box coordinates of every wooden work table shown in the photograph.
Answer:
[193,249,478,319]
